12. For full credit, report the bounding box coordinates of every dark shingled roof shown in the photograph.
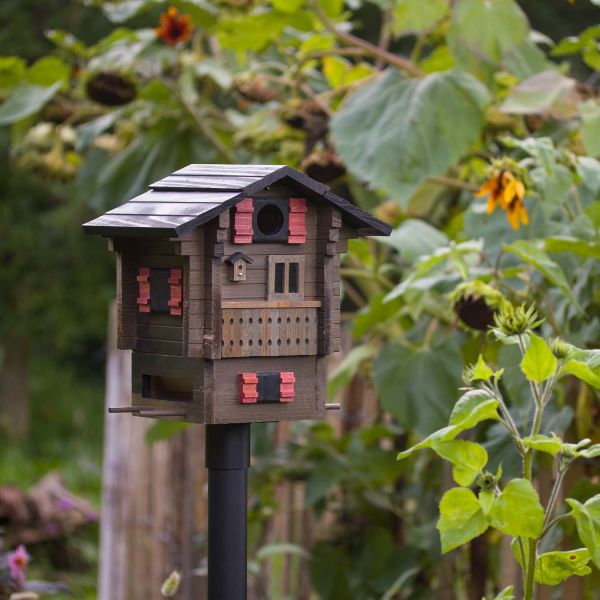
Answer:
[83,164,392,238]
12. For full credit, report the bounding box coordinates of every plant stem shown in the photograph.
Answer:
[310,0,423,76]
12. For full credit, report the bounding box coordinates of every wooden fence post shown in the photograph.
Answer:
[99,302,207,600]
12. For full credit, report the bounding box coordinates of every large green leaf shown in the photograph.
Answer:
[393,0,449,34]
[0,83,60,126]
[566,494,600,567]
[331,69,489,202]
[562,359,600,389]
[544,237,600,260]
[327,344,376,398]
[520,333,558,383]
[500,71,577,116]
[449,0,528,64]
[374,335,464,437]
[397,390,499,460]
[378,219,448,263]
[579,100,600,157]
[433,440,488,486]
[437,487,488,553]
[535,549,592,585]
[503,240,579,308]
[489,479,544,538]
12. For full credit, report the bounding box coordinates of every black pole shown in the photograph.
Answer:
[205,423,250,600]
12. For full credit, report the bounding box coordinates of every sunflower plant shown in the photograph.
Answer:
[398,304,600,600]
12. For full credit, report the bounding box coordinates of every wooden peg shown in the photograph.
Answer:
[325,403,341,410]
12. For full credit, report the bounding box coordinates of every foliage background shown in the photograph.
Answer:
[0,0,599,598]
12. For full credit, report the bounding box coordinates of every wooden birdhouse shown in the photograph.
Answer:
[84,164,391,424]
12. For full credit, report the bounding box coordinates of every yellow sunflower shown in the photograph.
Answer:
[476,169,528,230]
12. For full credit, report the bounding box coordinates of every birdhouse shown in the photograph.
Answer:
[84,164,391,424]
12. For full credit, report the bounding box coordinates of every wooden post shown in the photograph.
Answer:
[99,303,207,600]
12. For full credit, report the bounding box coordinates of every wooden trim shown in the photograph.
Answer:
[267,255,305,301]
[221,300,321,309]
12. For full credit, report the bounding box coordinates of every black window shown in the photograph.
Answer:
[268,255,305,300]
[150,268,171,312]
[257,372,280,403]
[252,199,289,242]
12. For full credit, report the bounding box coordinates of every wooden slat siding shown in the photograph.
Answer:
[117,242,187,355]
[137,324,183,341]
[136,339,183,355]
[131,353,205,423]
[204,360,215,423]
[212,356,321,424]
[115,251,137,349]
[178,228,205,359]
[317,206,342,354]
[203,219,224,359]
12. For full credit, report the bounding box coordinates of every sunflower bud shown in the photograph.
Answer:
[550,338,573,360]
[493,303,543,336]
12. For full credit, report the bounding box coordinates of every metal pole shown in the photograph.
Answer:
[205,423,250,600]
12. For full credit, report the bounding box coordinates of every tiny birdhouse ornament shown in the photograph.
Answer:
[84,164,391,424]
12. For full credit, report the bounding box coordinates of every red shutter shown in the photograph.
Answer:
[279,372,295,402]
[136,267,151,313]
[233,198,254,244]
[168,268,183,316]
[240,373,258,404]
[288,197,307,244]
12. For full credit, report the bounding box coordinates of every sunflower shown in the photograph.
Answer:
[155,7,193,45]
[476,169,528,230]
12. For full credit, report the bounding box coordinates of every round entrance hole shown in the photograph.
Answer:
[256,203,284,236]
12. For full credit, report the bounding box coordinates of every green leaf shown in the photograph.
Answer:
[449,0,528,64]
[378,219,449,263]
[327,344,376,398]
[489,479,544,538]
[217,11,292,53]
[520,333,558,383]
[449,390,500,430]
[145,420,189,445]
[0,83,60,126]
[579,100,600,157]
[566,494,600,567]
[503,240,579,308]
[77,110,123,151]
[479,490,495,517]
[544,237,600,260]
[0,56,26,92]
[397,390,499,460]
[472,355,494,383]
[393,0,449,34]
[256,542,308,561]
[523,433,564,456]
[26,56,70,89]
[433,440,488,486]
[561,359,600,389]
[500,71,576,116]
[492,586,515,600]
[437,487,488,553]
[576,156,600,193]
[374,335,464,438]
[331,68,489,202]
[535,549,592,585]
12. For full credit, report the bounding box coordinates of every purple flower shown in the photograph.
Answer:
[56,497,75,511]
[8,545,29,586]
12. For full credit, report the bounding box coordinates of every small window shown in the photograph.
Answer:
[150,268,171,312]
[268,255,304,300]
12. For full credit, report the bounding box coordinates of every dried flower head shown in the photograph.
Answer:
[155,7,193,45]
[476,169,528,230]
[493,303,543,337]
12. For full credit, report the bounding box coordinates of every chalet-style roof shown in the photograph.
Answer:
[83,164,392,238]
[226,252,254,264]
